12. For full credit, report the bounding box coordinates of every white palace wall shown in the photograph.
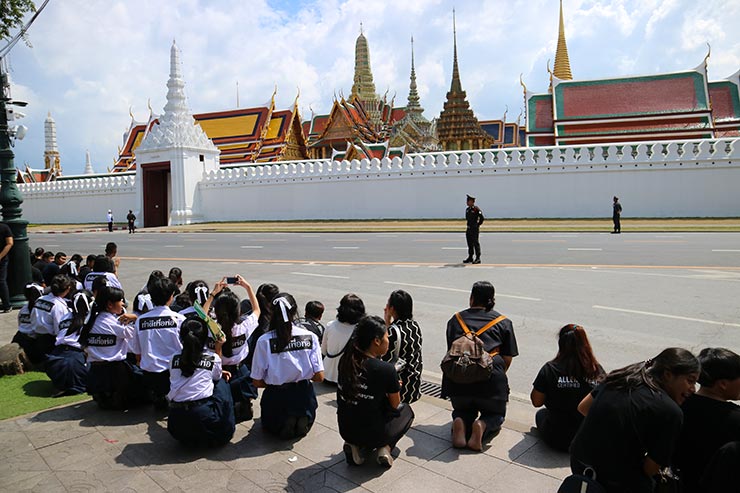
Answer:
[18,138,740,224]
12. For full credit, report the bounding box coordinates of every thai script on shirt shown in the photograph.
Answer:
[34,299,54,312]
[139,316,178,331]
[269,334,313,354]
[85,334,116,347]
[172,354,215,371]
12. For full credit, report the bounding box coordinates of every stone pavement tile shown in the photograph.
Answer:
[24,427,98,449]
[289,423,346,468]
[144,468,263,493]
[396,428,452,466]
[314,399,340,432]
[479,462,563,493]
[0,431,34,460]
[409,397,452,422]
[119,436,232,472]
[408,408,452,441]
[380,467,474,493]
[483,427,539,462]
[293,469,372,492]
[512,442,571,481]
[35,431,133,472]
[240,459,325,492]
[0,417,21,431]
[329,456,417,491]
[418,448,510,490]
[0,450,52,491]
[9,472,64,493]
[55,469,165,492]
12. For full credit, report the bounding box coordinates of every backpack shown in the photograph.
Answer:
[558,467,607,493]
[440,312,506,384]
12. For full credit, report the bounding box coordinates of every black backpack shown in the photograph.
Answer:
[558,467,607,493]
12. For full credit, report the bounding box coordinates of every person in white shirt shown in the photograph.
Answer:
[45,290,92,397]
[202,276,260,423]
[167,318,235,447]
[81,285,145,409]
[31,274,73,359]
[106,209,114,232]
[83,255,122,292]
[12,283,44,364]
[321,294,365,383]
[129,277,184,411]
[252,292,325,439]
[178,280,210,319]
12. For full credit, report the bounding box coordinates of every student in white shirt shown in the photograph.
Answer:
[81,286,145,409]
[31,274,73,359]
[252,293,324,439]
[129,277,184,411]
[45,290,92,397]
[83,255,122,292]
[203,276,260,423]
[12,283,44,364]
[178,280,210,319]
[167,318,235,447]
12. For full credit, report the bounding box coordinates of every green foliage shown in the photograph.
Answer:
[0,0,36,41]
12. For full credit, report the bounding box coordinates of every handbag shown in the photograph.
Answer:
[557,466,607,493]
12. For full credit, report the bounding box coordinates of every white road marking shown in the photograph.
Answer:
[186,238,217,242]
[384,281,541,301]
[332,246,360,249]
[712,249,740,252]
[291,272,350,279]
[393,265,419,268]
[45,244,60,247]
[655,235,683,238]
[240,245,264,249]
[592,305,740,328]
[568,248,603,251]
[164,245,183,248]
[441,247,468,250]
[301,234,321,237]
[327,239,368,242]
[551,234,579,237]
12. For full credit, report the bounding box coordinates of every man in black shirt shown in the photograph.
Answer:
[463,195,484,264]
[612,196,622,234]
[0,222,14,312]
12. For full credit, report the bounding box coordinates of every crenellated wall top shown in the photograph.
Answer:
[18,173,137,195]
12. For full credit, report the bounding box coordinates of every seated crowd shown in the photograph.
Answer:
[8,244,739,490]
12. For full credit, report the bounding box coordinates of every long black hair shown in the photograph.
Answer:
[213,290,240,358]
[553,324,604,381]
[67,290,94,336]
[24,283,44,310]
[80,286,125,344]
[603,347,700,393]
[178,318,208,378]
[186,280,209,306]
[337,315,387,400]
[470,281,495,311]
[270,293,298,352]
[256,283,279,328]
[387,290,413,321]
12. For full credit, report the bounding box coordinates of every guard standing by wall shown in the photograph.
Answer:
[463,195,484,264]
[612,196,622,234]
[126,210,136,234]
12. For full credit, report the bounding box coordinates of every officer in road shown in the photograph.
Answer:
[463,195,484,264]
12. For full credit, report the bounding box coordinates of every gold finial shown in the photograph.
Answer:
[360,22,363,35]
[704,42,711,66]
[129,106,134,120]
[553,0,573,80]
[147,98,153,117]
[519,73,527,94]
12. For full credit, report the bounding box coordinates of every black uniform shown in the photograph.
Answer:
[465,205,484,262]
[612,201,622,233]
[126,212,136,234]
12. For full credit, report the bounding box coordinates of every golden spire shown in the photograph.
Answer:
[553,0,573,80]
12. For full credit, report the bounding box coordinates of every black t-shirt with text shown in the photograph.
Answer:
[533,360,603,425]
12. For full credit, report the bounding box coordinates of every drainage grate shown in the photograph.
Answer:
[420,380,445,399]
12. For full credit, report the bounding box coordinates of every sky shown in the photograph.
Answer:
[5,0,740,176]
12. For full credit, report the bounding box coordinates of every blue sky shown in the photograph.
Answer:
[6,0,740,175]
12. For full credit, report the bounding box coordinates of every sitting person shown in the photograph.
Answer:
[441,281,518,451]
[167,318,235,447]
[298,300,326,344]
[674,347,740,493]
[30,274,74,359]
[83,255,122,292]
[570,348,700,493]
[381,289,423,404]
[177,279,209,318]
[132,270,165,315]
[530,324,605,452]
[129,277,185,410]
[12,283,44,365]
[81,286,144,409]
[251,293,324,439]
[44,290,92,397]
[204,276,260,422]
[322,293,365,383]
[337,315,415,468]
[168,267,184,296]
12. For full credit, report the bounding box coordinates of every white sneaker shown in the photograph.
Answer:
[343,443,364,466]
[376,445,393,467]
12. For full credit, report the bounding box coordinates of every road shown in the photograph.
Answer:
[29,230,740,401]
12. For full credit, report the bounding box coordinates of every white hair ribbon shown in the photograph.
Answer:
[194,285,208,304]
[272,297,292,323]
[73,292,91,315]
[25,283,44,296]
[138,293,153,312]
[70,262,78,276]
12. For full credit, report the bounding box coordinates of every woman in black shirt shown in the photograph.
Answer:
[570,347,700,493]
[530,324,605,452]
[337,315,415,468]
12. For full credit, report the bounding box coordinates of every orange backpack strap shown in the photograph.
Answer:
[475,315,507,336]
[454,312,471,334]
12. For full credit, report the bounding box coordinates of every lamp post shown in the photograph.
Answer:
[0,65,32,306]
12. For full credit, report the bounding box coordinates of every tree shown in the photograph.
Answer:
[0,0,36,41]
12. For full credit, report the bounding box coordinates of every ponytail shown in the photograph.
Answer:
[213,291,240,358]
[338,315,386,400]
[24,283,44,310]
[269,293,297,352]
[80,286,125,345]
[603,347,699,392]
[179,318,208,378]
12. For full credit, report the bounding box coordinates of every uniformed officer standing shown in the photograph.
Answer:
[612,196,622,234]
[463,195,484,264]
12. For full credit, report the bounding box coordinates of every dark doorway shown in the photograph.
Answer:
[142,162,171,227]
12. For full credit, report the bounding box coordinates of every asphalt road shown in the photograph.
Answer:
[29,231,740,401]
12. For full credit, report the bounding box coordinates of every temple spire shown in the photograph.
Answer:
[84,149,94,174]
[450,9,463,93]
[553,0,573,80]
[350,24,377,102]
[407,36,422,113]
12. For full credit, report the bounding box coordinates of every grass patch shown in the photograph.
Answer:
[0,372,89,421]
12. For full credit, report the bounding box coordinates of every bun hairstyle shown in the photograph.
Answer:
[470,281,495,311]
[336,293,366,324]
[603,347,700,393]
[555,324,604,381]
[179,318,208,378]
[80,286,125,344]
[338,315,387,400]
[24,283,44,310]
[68,290,94,335]
[186,280,209,305]
[50,274,74,297]
[168,267,183,287]
[146,270,165,290]
[269,292,298,352]
[213,290,240,358]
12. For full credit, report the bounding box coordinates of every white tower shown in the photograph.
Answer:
[84,149,95,174]
[135,40,220,226]
[44,112,61,173]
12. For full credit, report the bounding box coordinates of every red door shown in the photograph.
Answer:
[142,162,170,227]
